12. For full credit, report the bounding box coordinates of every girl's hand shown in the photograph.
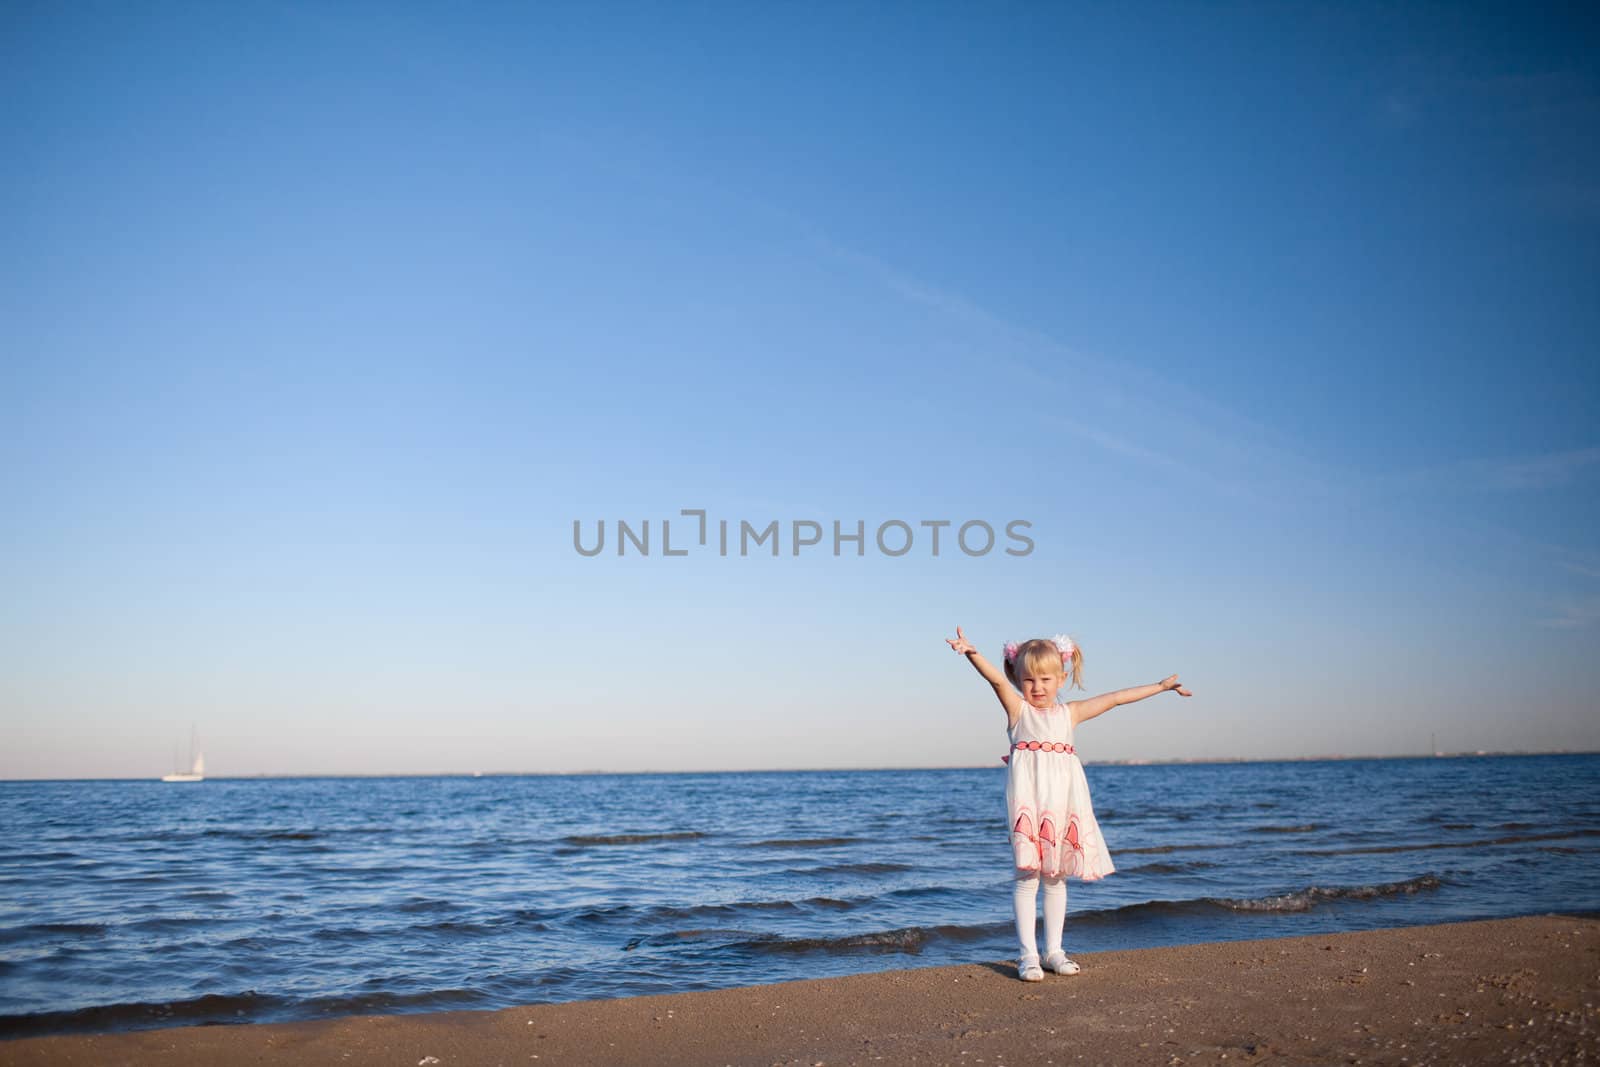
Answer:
[945,626,977,656]
[1159,675,1193,697]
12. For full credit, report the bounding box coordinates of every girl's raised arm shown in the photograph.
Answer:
[1070,675,1191,728]
[946,626,1023,722]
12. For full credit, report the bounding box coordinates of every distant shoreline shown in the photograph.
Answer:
[4,748,1597,782]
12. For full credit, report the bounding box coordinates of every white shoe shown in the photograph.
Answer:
[1043,950,1081,975]
[1017,954,1044,981]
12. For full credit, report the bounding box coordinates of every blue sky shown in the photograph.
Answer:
[3,2,1597,777]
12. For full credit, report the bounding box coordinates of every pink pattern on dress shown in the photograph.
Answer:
[1011,809,1039,871]
[1003,699,1115,882]
[1038,815,1059,877]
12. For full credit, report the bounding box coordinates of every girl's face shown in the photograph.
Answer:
[1017,663,1065,709]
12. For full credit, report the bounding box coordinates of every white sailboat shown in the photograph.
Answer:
[161,726,205,782]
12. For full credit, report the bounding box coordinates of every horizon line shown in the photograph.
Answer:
[5,747,1597,782]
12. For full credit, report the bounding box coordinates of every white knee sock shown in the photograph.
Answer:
[1013,872,1040,958]
[1042,874,1067,955]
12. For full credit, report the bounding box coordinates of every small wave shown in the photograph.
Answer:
[743,922,1010,956]
[623,927,769,949]
[199,828,323,842]
[1117,842,1229,855]
[1298,828,1600,856]
[750,837,862,848]
[217,934,304,952]
[574,897,844,926]
[396,897,457,914]
[1113,810,1198,822]
[644,895,860,922]
[0,922,109,947]
[1056,874,1447,926]
[1125,860,1218,875]
[177,889,235,903]
[563,831,706,846]
[571,903,633,924]
[1207,874,1442,913]
[624,920,1010,956]
[0,990,284,1040]
[315,925,388,944]
[409,920,485,934]
[1248,823,1321,834]
[795,862,912,875]
[879,883,972,903]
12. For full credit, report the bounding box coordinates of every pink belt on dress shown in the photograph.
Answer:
[1000,741,1074,764]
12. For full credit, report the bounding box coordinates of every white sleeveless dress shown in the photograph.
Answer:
[1004,696,1115,881]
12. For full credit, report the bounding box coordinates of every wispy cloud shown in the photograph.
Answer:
[809,230,1600,514]
[1480,447,1600,489]
[1544,543,1600,630]
[1535,594,1600,630]
[807,227,1600,630]
[1546,548,1600,629]
[1368,59,1600,223]
[803,232,1357,507]
[1366,447,1600,495]
[1442,524,1600,630]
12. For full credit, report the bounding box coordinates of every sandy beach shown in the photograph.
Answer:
[4,915,1595,1066]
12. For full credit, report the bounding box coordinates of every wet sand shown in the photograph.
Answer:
[4,915,1596,1066]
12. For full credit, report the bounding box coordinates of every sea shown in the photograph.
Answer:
[3,754,1598,1040]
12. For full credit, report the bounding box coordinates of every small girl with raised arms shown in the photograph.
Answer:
[945,626,1191,981]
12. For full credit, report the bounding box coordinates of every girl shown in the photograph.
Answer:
[945,626,1191,981]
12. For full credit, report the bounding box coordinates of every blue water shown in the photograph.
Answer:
[2,754,1598,1039]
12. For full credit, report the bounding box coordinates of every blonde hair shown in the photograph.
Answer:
[1003,637,1085,692]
